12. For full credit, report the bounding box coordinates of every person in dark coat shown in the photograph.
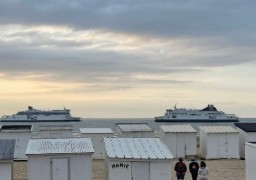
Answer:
[174,157,187,180]
[189,157,199,180]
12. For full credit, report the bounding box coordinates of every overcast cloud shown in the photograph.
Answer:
[0,0,256,117]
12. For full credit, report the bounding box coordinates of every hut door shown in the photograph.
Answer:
[218,134,228,158]
[51,158,69,180]
[132,162,149,180]
[176,133,185,158]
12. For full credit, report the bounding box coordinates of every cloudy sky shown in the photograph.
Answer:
[0,0,255,118]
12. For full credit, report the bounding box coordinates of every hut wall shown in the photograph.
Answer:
[28,155,92,180]
[245,143,256,180]
[0,162,12,180]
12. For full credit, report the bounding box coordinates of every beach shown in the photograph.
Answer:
[13,158,245,180]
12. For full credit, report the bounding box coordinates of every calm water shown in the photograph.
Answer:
[82,118,256,132]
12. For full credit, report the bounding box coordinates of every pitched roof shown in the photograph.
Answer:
[160,125,197,133]
[0,139,15,160]
[80,128,114,134]
[234,123,256,132]
[26,138,94,155]
[104,138,173,160]
[117,124,153,132]
[199,126,239,133]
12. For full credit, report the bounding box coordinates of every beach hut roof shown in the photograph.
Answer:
[234,123,256,132]
[160,124,197,133]
[80,128,114,134]
[26,138,94,155]
[38,125,73,131]
[117,124,153,132]
[199,126,239,133]
[104,137,173,160]
[0,139,15,160]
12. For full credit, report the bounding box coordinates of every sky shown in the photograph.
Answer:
[0,0,256,118]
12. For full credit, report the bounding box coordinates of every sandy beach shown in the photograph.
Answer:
[13,158,245,180]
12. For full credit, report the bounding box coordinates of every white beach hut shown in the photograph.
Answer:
[199,126,239,159]
[26,138,94,180]
[80,128,114,159]
[159,125,197,158]
[234,123,256,159]
[32,124,74,138]
[0,139,15,180]
[104,137,173,180]
[0,125,32,160]
[245,142,256,180]
[117,123,154,138]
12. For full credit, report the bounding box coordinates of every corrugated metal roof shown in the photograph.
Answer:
[234,123,256,132]
[80,128,114,134]
[104,138,173,160]
[160,125,197,133]
[26,138,94,155]
[117,124,153,132]
[0,139,15,160]
[199,126,239,133]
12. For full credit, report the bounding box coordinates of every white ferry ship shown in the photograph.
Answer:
[0,106,81,122]
[155,104,239,122]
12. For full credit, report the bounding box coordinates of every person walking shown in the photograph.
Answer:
[174,157,187,180]
[198,161,209,180]
[189,157,199,180]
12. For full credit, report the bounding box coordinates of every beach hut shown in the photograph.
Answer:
[0,125,32,160]
[245,142,256,180]
[32,124,74,138]
[234,123,256,159]
[117,123,154,138]
[159,124,197,158]
[79,128,115,159]
[26,138,94,180]
[0,139,15,180]
[104,137,173,180]
[199,126,239,159]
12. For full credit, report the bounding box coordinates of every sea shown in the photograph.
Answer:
[81,118,256,132]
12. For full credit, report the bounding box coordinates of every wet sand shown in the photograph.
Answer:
[13,159,245,180]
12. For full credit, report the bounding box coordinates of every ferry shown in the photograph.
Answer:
[154,104,239,122]
[0,106,81,122]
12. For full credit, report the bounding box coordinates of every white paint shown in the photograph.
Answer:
[150,163,171,180]
[80,128,114,159]
[52,158,69,180]
[132,162,149,180]
[0,162,12,180]
[199,126,239,159]
[245,142,256,180]
[108,161,131,180]
[0,130,31,160]
[34,125,73,138]
[28,155,92,180]
[160,125,197,158]
[105,138,173,180]
[237,128,256,159]
[117,124,154,138]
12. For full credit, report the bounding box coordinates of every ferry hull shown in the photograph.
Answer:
[154,119,239,123]
[0,119,81,122]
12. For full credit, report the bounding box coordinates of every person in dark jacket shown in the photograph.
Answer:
[174,157,187,180]
[189,157,199,180]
